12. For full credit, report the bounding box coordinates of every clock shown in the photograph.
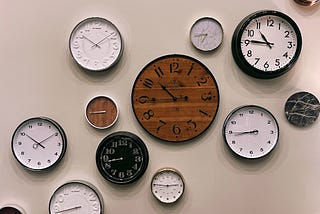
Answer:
[96,131,149,185]
[294,0,319,6]
[231,10,302,79]
[69,17,123,72]
[49,181,103,214]
[223,105,279,159]
[190,17,223,52]
[11,117,67,171]
[131,54,219,142]
[0,205,26,214]
[284,91,320,127]
[151,168,185,204]
[85,95,119,129]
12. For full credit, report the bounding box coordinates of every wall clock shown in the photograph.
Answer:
[190,17,223,52]
[151,168,185,204]
[69,17,123,72]
[49,181,103,214]
[223,105,279,159]
[0,205,26,214]
[284,91,320,127]
[96,131,149,185]
[11,117,67,171]
[131,54,219,142]
[85,95,119,129]
[231,10,302,79]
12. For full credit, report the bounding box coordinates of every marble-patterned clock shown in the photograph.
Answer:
[285,91,320,127]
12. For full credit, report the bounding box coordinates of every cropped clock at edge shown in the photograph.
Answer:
[131,54,220,142]
[232,10,302,79]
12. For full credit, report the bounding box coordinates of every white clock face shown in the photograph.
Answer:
[151,168,184,204]
[11,117,67,171]
[190,17,223,52]
[223,105,279,159]
[49,181,103,214]
[69,17,123,71]
[240,14,299,72]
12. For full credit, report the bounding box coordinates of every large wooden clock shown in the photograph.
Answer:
[131,54,219,142]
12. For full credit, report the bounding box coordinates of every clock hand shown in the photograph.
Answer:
[107,157,124,162]
[39,133,56,144]
[91,34,112,48]
[233,129,259,136]
[153,183,180,187]
[250,40,274,46]
[89,110,107,114]
[259,31,273,49]
[25,134,45,149]
[55,205,82,213]
[82,35,101,48]
[159,83,178,101]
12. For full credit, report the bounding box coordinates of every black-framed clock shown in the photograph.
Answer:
[95,131,149,185]
[231,10,302,79]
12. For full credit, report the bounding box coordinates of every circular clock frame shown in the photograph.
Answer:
[85,95,119,129]
[11,117,67,171]
[222,105,279,159]
[0,205,26,214]
[95,131,149,185]
[131,54,220,142]
[69,17,123,72]
[48,181,103,214]
[231,10,302,79]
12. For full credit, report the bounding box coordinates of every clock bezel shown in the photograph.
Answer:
[231,10,302,79]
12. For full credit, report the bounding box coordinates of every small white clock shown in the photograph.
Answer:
[69,17,123,72]
[190,17,223,52]
[151,168,185,204]
[11,117,67,171]
[223,105,279,159]
[49,181,103,214]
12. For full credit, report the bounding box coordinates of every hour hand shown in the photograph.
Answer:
[159,83,178,101]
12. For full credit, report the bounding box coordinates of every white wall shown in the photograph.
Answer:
[0,0,319,213]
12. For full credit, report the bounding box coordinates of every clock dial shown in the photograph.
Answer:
[151,168,185,204]
[223,105,279,159]
[69,17,123,72]
[96,131,149,185]
[232,10,302,79]
[190,17,223,52]
[131,54,219,142]
[11,117,67,171]
[285,91,320,127]
[0,205,25,214]
[85,95,119,129]
[49,181,103,214]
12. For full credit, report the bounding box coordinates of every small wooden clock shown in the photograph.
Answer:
[131,54,219,142]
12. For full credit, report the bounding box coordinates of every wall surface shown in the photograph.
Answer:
[1,0,320,213]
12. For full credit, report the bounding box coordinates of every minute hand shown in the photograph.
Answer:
[159,84,177,101]
[259,31,273,49]
[250,40,274,46]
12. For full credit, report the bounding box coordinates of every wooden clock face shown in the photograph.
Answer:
[131,54,219,142]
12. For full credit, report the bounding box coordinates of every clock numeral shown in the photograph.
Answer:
[143,78,153,88]
[249,150,254,155]
[135,156,143,162]
[201,91,213,101]
[256,21,261,29]
[231,121,237,125]
[283,52,289,59]
[154,65,164,78]
[247,50,252,57]
[232,140,236,144]
[132,148,139,155]
[247,29,254,37]
[199,109,210,117]
[266,19,274,27]
[287,41,293,49]
[275,59,280,67]
[284,30,290,38]
[196,77,208,86]
[170,62,181,73]
[187,120,197,130]
[244,39,250,46]
[132,163,138,170]
[105,148,115,155]
[187,63,195,76]
[249,110,254,114]
[260,148,264,152]
[118,172,125,178]
[143,109,154,120]
[172,124,181,135]
[254,58,260,65]
[264,61,269,69]
[138,95,151,104]
[156,120,167,133]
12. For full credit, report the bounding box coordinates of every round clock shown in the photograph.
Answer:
[151,168,185,204]
[131,54,219,142]
[223,105,279,159]
[231,10,302,79]
[96,131,149,185]
[85,95,119,129]
[69,17,123,72]
[284,91,320,127]
[49,181,103,214]
[294,0,319,6]
[0,205,26,214]
[11,117,67,171]
[190,17,223,52]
